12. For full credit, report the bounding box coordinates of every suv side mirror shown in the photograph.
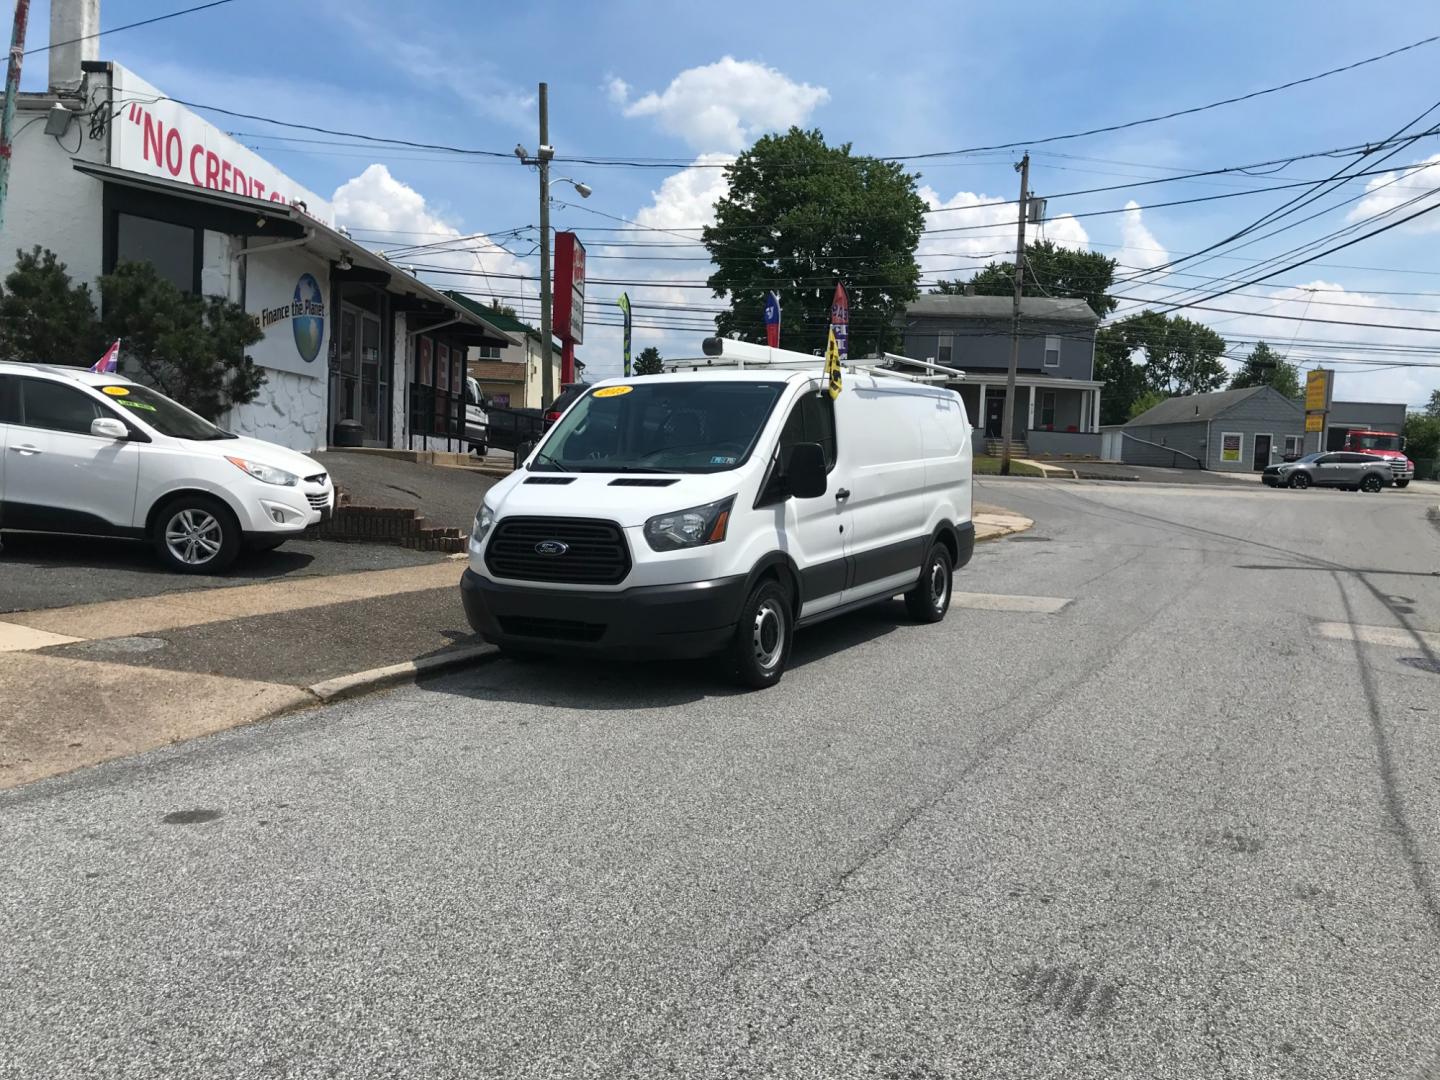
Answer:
[91,417,128,440]
[786,442,828,499]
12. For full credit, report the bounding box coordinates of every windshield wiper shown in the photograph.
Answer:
[529,448,568,472]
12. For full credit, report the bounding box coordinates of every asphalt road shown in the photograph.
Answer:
[3,480,1439,1079]
[0,534,441,614]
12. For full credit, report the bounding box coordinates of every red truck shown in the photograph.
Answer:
[1340,429,1414,488]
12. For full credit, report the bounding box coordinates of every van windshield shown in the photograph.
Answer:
[97,384,235,440]
[535,381,785,473]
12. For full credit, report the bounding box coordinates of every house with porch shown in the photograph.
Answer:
[899,295,1103,457]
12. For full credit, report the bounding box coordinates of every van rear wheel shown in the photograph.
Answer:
[727,579,792,690]
[905,545,953,624]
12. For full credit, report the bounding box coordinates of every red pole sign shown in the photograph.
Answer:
[553,231,586,384]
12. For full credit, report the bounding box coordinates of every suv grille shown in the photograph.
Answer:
[306,492,330,511]
[485,516,630,585]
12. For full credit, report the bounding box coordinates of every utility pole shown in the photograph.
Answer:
[999,152,1030,476]
[535,83,555,408]
[0,0,33,235]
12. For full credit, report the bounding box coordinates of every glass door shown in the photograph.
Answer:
[360,312,384,444]
[338,308,359,421]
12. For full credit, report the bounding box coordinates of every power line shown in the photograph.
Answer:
[24,0,238,55]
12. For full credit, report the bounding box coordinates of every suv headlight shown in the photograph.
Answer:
[226,456,298,487]
[472,502,497,543]
[644,496,734,552]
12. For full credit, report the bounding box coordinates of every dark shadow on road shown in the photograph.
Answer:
[422,600,907,710]
[1236,563,1440,579]
[0,531,317,578]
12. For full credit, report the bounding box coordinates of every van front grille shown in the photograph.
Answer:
[497,616,606,642]
[485,516,631,585]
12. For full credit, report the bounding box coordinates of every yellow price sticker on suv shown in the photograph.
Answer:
[593,385,633,398]
[100,386,130,396]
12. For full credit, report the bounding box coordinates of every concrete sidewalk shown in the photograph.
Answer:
[1,506,1032,790]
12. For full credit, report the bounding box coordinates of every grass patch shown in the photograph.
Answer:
[973,454,1044,477]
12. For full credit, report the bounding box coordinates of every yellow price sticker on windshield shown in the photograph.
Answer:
[101,386,130,396]
[593,385,633,398]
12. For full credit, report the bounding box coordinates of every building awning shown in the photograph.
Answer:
[72,160,521,346]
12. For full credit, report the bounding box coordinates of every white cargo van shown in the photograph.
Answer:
[460,338,973,687]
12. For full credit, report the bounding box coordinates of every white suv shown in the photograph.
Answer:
[0,362,333,573]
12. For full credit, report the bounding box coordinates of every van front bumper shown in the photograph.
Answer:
[460,569,747,659]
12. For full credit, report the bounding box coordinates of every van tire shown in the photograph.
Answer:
[153,495,241,574]
[728,579,793,689]
[905,545,953,624]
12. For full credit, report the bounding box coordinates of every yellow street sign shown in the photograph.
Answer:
[1305,413,1324,432]
[1305,369,1331,412]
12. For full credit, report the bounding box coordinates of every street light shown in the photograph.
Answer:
[516,84,591,407]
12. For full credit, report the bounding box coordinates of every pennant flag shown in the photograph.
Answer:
[823,327,843,400]
[763,290,781,348]
[829,283,849,362]
[616,294,632,376]
[91,339,120,374]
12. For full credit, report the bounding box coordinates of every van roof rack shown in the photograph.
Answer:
[663,337,965,384]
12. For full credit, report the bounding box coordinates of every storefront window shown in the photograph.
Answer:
[116,213,196,292]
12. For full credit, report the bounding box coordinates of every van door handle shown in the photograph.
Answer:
[835,488,851,501]
[10,444,41,456]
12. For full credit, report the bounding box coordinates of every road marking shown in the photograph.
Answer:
[1315,622,1440,651]
[951,592,1073,614]
[0,621,84,652]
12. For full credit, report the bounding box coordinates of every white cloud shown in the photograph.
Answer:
[1347,154,1440,234]
[612,57,829,152]
[916,185,1090,284]
[1116,200,1169,271]
[633,153,733,232]
[332,164,531,309]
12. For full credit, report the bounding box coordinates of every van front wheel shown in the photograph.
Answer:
[905,545,953,624]
[728,580,793,689]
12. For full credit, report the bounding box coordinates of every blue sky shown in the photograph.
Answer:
[24,0,1440,403]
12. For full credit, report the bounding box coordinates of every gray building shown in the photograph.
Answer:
[900,295,1103,456]
[1325,400,1408,451]
[1120,386,1305,472]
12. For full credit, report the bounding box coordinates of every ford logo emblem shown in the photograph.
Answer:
[534,540,569,556]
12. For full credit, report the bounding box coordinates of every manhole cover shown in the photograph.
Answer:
[161,809,222,825]
[70,636,166,656]
[1399,657,1440,675]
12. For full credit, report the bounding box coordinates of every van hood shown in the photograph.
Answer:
[222,436,326,479]
[487,470,746,528]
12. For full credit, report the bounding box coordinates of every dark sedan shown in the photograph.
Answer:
[1262,451,1394,492]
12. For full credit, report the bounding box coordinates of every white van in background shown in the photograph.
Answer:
[460,338,973,688]
[464,376,488,456]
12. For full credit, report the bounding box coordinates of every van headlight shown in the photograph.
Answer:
[473,502,497,543]
[644,496,734,552]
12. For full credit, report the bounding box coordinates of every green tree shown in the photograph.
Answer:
[1128,389,1168,420]
[1104,310,1228,396]
[632,345,664,376]
[0,247,108,365]
[1229,340,1300,398]
[934,239,1118,318]
[1404,411,1440,465]
[703,127,927,358]
[99,261,265,420]
[1094,324,1147,425]
[1424,388,1440,419]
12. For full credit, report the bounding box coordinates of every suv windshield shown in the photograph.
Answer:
[98,383,236,440]
[536,381,785,473]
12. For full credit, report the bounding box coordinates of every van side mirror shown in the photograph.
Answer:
[91,417,128,440]
[786,442,828,499]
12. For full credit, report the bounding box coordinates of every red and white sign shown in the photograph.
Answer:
[108,65,334,225]
[553,231,586,346]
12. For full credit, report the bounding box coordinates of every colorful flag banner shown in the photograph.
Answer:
[763,290,781,348]
[616,293,632,376]
[829,283,849,361]
[823,327,843,400]
[91,339,120,374]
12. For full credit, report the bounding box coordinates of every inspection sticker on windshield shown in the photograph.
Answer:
[710,455,737,465]
[115,399,156,412]
[100,386,129,396]
[593,385,633,398]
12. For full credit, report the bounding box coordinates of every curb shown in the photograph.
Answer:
[975,514,1035,542]
[306,643,498,704]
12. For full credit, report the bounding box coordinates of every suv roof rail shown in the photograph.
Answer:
[663,337,965,384]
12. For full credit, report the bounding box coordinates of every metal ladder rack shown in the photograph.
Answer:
[663,337,965,384]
